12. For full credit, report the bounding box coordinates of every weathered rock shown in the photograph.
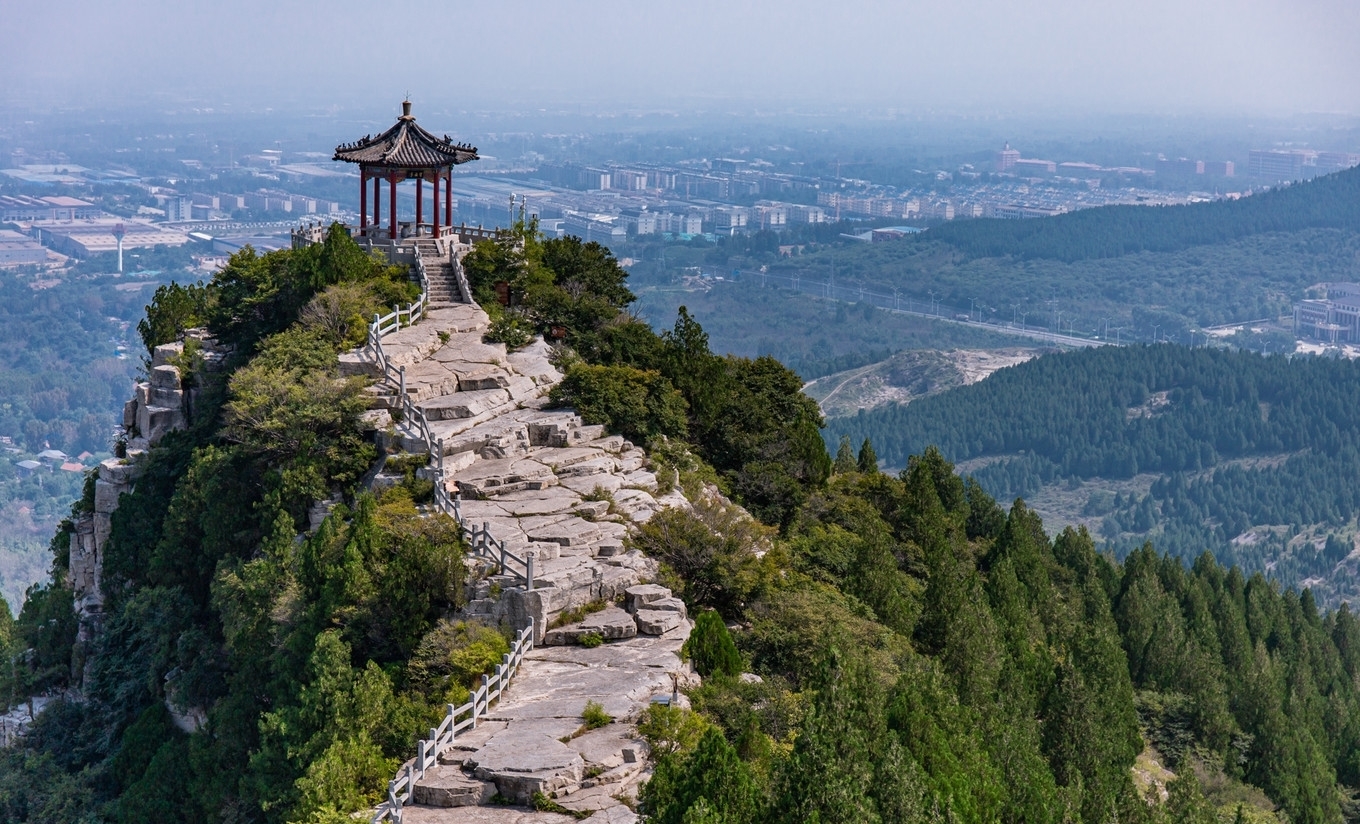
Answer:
[634,609,684,636]
[581,806,641,824]
[411,766,496,807]
[646,597,688,619]
[149,364,181,390]
[421,388,511,421]
[465,728,584,804]
[624,584,672,613]
[579,607,638,640]
[151,342,183,368]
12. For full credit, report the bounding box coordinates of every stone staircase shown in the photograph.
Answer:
[414,238,464,305]
[351,296,697,823]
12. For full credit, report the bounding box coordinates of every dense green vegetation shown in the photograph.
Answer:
[467,224,832,525]
[5,219,1360,824]
[634,451,1360,824]
[926,166,1360,262]
[829,345,1360,604]
[0,227,473,823]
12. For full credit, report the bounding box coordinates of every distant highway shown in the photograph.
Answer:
[727,269,1114,348]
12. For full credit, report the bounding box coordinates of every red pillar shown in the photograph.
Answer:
[445,169,453,230]
[372,175,381,231]
[389,174,398,240]
[359,171,368,232]
[415,176,423,235]
[432,173,441,239]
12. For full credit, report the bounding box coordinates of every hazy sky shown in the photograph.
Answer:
[3,0,1359,115]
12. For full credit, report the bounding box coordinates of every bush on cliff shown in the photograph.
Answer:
[548,362,689,446]
[685,611,743,678]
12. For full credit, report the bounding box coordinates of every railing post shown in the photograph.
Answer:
[498,537,506,576]
[399,365,406,399]
[417,740,426,777]
[447,703,457,743]
[526,551,535,591]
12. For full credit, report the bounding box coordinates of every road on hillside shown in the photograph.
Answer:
[728,270,1114,348]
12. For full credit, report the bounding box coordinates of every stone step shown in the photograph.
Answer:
[542,606,638,646]
[411,765,495,807]
[464,729,586,805]
[420,388,512,421]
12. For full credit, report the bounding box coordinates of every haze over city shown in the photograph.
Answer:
[4,0,1360,115]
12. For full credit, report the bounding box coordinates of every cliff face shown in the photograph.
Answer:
[69,333,229,642]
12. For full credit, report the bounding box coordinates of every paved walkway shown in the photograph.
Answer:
[352,300,695,822]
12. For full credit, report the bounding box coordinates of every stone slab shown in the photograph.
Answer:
[422,388,512,421]
[412,765,496,807]
[624,585,671,612]
[635,609,683,636]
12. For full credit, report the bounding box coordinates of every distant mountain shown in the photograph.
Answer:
[829,344,1360,607]
[804,347,1039,418]
[927,165,1360,262]
[750,168,1360,343]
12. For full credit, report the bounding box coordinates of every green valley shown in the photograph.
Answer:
[828,344,1360,606]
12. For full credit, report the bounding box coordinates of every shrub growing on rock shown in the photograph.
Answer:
[687,611,742,678]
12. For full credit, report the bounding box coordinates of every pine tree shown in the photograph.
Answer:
[650,727,759,824]
[687,611,743,678]
[857,438,879,474]
[834,435,857,474]
[774,645,884,824]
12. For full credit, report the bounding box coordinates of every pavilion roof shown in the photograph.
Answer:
[334,104,478,168]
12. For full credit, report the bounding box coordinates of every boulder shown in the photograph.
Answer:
[634,609,684,636]
[580,607,640,641]
[646,597,688,620]
[624,584,672,613]
[411,766,496,808]
[149,364,181,391]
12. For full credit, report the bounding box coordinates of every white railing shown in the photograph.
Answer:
[372,619,536,823]
[296,228,540,821]
[451,251,473,306]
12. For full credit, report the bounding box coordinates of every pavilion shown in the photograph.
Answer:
[333,101,479,240]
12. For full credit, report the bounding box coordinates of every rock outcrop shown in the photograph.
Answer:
[361,294,702,823]
[71,333,228,644]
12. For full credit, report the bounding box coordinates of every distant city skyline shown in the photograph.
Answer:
[2,0,1359,116]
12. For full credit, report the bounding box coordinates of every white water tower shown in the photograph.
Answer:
[113,223,126,273]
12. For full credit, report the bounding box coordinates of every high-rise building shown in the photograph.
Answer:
[1248,150,1311,180]
[995,143,1020,171]
[164,195,192,222]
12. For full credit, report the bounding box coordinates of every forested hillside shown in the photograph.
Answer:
[926,165,1360,262]
[829,345,1360,604]
[3,225,1359,824]
[727,168,1360,344]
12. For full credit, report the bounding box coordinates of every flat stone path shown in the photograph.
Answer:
[353,297,696,822]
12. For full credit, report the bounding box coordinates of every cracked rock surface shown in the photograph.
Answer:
[360,297,696,823]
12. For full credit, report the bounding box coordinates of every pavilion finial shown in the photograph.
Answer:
[401,99,413,120]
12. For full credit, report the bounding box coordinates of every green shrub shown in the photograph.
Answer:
[685,611,743,678]
[582,700,613,729]
[548,363,688,446]
[484,311,535,351]
[580,632,604,648]
[407,620,510,704]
